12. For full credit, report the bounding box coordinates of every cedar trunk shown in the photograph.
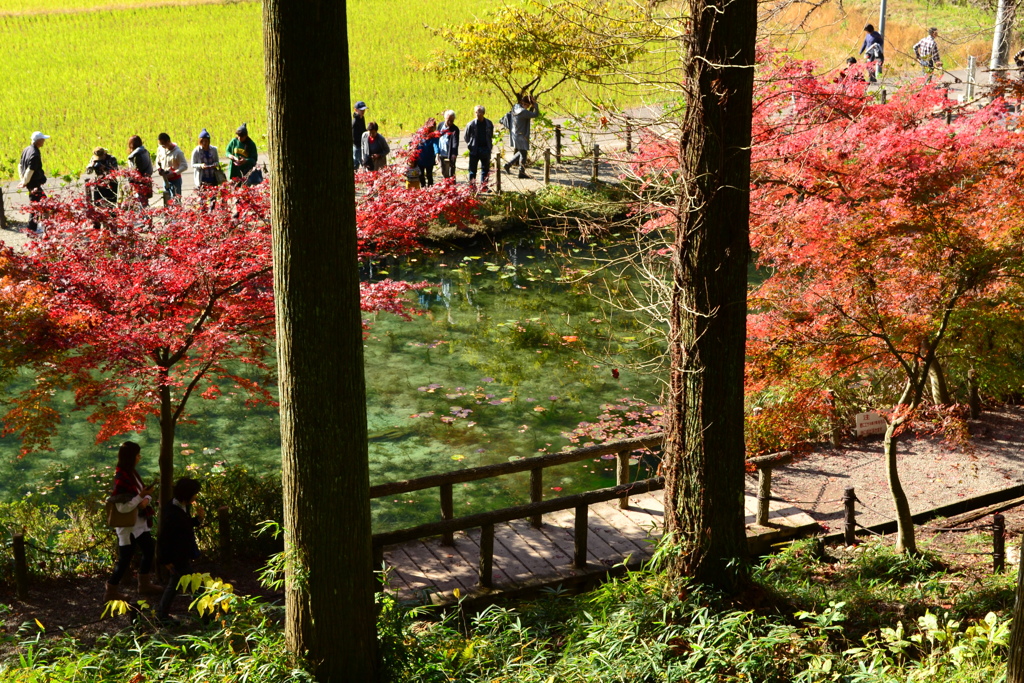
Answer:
[662,0,756,587]
[1007,554,1024,681]
[263,1,378,680]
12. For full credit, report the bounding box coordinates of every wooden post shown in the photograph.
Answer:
[440,483,454,545]
[530,468,543,528]
[616,451,630,509]
[945,109,953,125]
[494,154,501,194]
[543,149,551,185]
[0,188,7,232]
[12,534,28,601]
[880,88,887,104]
[756,467,771,526]
[625,117,632,153]
[843,488,857,546]
[478,523,494,588]
[573,504,588,568]
[591,144,600,182]
[968,369,982,419]
[217,506,231,558]
[994,513,1006,573]
[554,125,562,163]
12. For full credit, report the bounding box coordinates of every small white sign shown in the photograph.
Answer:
[854,411,887,436]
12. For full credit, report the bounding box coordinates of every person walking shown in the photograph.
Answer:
[859,24,884,83]
[416,118,438,187]
[85,147,119,209]
[503,93,539,179]
[191,129,222,189]
[18,131,49,235]
[361,122,390,171]
[226,123,258,183]
[156,133,188,201]
[156,477,205,622]
[436,110,460,181]
[104,441,163,602]
[914,27,942,81]
[127,136,154,207]
[463,105,494,188]
[352,101,368,171]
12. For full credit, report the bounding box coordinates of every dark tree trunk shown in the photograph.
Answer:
[0,187,7,231]
[158,370,176,523]
[263,1,378,680]
[662,0,756,588]
[1008,551,1024,681]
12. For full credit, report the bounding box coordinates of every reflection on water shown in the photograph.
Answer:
[0,234,665,530]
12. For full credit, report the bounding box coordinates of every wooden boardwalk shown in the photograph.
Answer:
[381,491,818,605]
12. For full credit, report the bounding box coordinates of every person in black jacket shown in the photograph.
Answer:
[352,101,368,171]
[156,477,205,621]
[18,131,49,235]
[463,105,494,188]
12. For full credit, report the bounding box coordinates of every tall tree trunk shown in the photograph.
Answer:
[663,0,756,588]
[263,1,378,680]
[929,359,950,405]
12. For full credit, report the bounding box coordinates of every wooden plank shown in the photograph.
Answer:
[491,522,548,586]
[588,501,656,558]
[422,538,478,594]
[499,517,576,570]
[926,494,1024,530]
[402,539,465,597]
[380,549,414,593]
[487,522,560,580]
[388,546,439,599]
[589,497,662,550]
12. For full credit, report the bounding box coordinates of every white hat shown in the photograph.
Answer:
[31,131,50,142]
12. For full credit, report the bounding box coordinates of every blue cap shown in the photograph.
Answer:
[199,128,210,139]
[355,101,367,111]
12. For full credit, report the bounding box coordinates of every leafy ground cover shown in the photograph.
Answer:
[1,528,1019,681]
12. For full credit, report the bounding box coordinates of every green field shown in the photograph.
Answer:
[0,0,641,179]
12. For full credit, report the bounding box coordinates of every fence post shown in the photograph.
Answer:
[880,88,887,105]
[478,524,494,588]
[554,125,562,163]
[12,534,28,601]
[440,483,454,545]
[543,149,551,185]
[494,154,502,194]
[530,468,543,528]
[843,488,857,545]
[945,109,953,125]
[0,189,7,232]
[372,543,384,593]
[217,506,231,559]
[625,117,632,153]
[994,513,1006,573]
[616,451,631,509]
[968,369,982,419]
[591,144,600,182]
[574,504,589,568]
[756,466,772,526]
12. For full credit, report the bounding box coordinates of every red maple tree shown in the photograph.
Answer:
[6,175,478,508]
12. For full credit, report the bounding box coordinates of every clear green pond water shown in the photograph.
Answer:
[0,234,666,531]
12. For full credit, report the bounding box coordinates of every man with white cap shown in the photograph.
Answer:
[352,101,367,171]
[18,131,49,234]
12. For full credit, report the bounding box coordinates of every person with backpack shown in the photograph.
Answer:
[104,441,163,602]
[156,477,205,622]
[436,110,460,181]
[859,24,884,83]
[416,118,438,187]
[914,28,942,81]
[502,93,539,179]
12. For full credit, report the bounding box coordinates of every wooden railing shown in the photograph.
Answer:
[370,434,664,587]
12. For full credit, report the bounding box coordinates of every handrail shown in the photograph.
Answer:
[370,434,664,498]
[372,477,666,588]
[372,477,664,547]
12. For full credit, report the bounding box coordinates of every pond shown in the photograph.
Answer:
[0,233,667,531]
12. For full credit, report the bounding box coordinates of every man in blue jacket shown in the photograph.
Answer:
[463,105,494,188]
[859,24,884,82]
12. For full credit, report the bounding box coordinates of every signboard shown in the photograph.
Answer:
[854,411,887,437]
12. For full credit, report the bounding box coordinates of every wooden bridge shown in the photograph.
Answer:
[370,436,818,606]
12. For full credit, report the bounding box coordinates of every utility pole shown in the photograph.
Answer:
[877,0,887,82]
[990,0,1012,82]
